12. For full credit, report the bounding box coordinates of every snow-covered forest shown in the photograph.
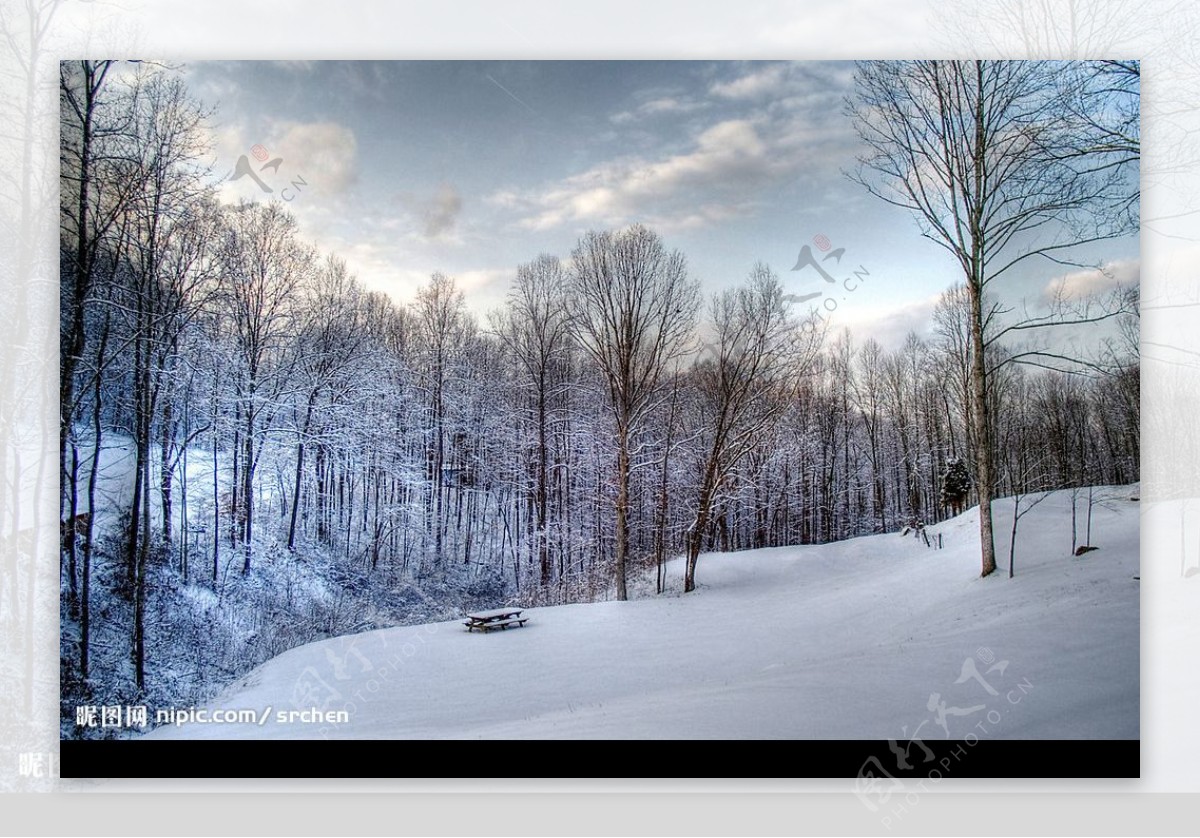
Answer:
[58,60,1139,738]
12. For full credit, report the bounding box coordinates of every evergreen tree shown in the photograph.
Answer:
[940,457,971,516]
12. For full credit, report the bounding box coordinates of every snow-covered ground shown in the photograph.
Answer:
[65,429,274,542]
[146,486,1139,740]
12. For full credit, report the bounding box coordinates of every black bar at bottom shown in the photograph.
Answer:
[59,739,1139,779]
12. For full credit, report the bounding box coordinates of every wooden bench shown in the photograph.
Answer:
[463,607,529,633]
[464,616,529,632]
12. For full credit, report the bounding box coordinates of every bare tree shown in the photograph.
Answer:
[217,201,312,574]
[490,254,571,588]
[59,60,144,605]
[683,263,820,592]
[932,284,979,458]
[848,60,1137,577]
[59,60,121,491]
[568,225,698,600]
[412,272,471,567]
[882,333,928,522]
[999,371,1053,577]
[76,66,212,692]
[287,255,366,551]
[853,339,889,533]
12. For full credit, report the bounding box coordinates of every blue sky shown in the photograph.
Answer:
[189,60,1139,349]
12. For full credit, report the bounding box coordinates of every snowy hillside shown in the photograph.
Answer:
[146,486,1139,740]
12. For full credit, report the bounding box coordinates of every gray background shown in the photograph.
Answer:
[1,0,1188,832]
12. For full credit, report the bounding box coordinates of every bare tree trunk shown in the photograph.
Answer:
[288,439,305,552]
[1009,490,1020,578]
[1086,485,1094,545]
[653,378,679,595]
[134,383,154,691]
[159,398,175,547]
[685,485,713,594]
[65,443,79,607]
[243,410,254,572]
[288,396,316,551]
[969,288,997,577]
[230,403,240,549]
[433,374,445,565]
[537,384,550,587]
[80,314,108,680]
[614,425,630,601]
[180,425,189,582]
[969,61,997,578]
[1071,489,1079,554]
[211,423,220,584]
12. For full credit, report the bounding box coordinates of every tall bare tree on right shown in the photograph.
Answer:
[848,60,1137,577]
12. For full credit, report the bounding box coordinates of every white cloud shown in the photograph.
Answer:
[483,62,856,234]
[211,119,359,204]
[823,294,943,350]
[208,122,247,176]
[500,118,791,233]
[288,216,514,313]
[1044,259,1140,301]
[373,265,513,311]
[709,62,852,119]
[710,64,791,100]
[611,95,708,124]
[642,97,699,115]
[487,189,521,209]
[456,267,515,297]
[266,120,358,195]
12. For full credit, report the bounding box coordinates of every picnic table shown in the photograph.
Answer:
[463,607,529,633]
